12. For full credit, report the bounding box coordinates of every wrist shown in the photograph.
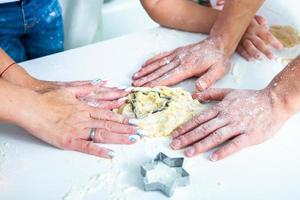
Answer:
[0,80,40,126]
[206,36,232,57]
[2,64,57,91]
[263,85,300,119]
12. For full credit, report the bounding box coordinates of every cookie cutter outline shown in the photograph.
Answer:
[140,152,190,197]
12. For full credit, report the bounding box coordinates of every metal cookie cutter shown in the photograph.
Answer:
[140,152,190,197]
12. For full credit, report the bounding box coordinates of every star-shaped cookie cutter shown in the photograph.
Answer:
[140,152,190,197]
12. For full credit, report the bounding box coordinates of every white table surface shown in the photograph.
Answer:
[1,1,300,200]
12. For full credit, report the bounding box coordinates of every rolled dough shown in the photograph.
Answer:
[118,87,206,137]
[270,25,300,48]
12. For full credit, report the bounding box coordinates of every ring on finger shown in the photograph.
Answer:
[89,128,97,142]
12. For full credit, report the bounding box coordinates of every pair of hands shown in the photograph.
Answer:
[131,16,285,161]
[19,78,140,159]
[132,15,282,90]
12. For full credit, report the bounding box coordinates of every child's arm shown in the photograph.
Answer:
[140,0,218,34]
[141,0,282,61]
[134,0,266,90]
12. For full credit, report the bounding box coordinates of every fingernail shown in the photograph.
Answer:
[91,78,102,85]
[129,118,139,126]
[129,135,140,143]
[133,73,139,77]
[197,81,208,90]
[278,43,284,49]
[108,150,115,158]
[170,139,181,149]
[209,153,218,162]
[136,130,147,137]
[185,147,195,157]
[125,87,134,92]
[118,97,128,102]
[87,101,98,107]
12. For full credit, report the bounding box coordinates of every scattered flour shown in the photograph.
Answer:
[0,142,20,189]
[147,162,180,187]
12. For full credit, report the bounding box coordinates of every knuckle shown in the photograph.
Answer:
[175,125,186,134]
[105,111,115,119]
[104,121,113,130]
[212,130,224,143]
[244,39,251,47]
[193,116,203,125]
[231,138,243,149]
[95,129,106,142]
[200,124,211,133]
[178,135,188,145]
[60,137,73,149]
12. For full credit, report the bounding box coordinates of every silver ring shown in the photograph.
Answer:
[89,128,97,142]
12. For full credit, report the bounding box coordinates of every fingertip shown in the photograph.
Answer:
[171,130,179,139]
[192,93,208,103]
[132,81,138,87]
[128,118,139,126]
[267,53,273,60]
[170,139,181,150]
[118,96,128,102]
[122,117,131,125]
[192,93,199,99]
[275,42,284,50]
[209,153,219,162]
[185,147,195,157]
[128,135,141,143]
[196,80,208,91]
[132,72,140,80]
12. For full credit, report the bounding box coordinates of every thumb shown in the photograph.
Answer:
[195,62,229,91]
[192,88,232,102]
[255,15,267,26]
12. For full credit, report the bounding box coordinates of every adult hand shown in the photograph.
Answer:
[237,15,283,61]
[132,37,231,91]
[19,85,140,159]
[170,88,289,161]
[31,78,131,110]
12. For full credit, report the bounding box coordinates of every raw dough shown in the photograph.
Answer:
[270,25,300,48]
[118,87,206,137]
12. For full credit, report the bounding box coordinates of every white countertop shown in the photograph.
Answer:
[1,1,300,200]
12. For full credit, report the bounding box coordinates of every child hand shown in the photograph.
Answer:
[237,15,283,61]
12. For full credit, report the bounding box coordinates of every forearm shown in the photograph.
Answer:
[268,56,300,116]
[0,48,49,90]
[141,0,218,34]
[210,0,265,56]
[0,79,37,125]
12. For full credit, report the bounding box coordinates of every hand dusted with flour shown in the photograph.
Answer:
[171,56,300,161]
[132,38,230,91]
[136,0,266,89]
